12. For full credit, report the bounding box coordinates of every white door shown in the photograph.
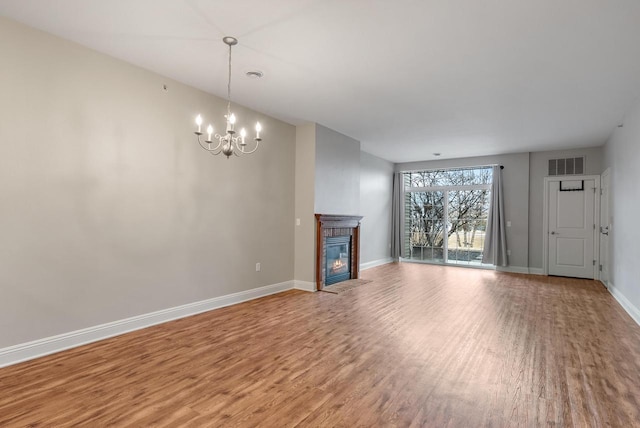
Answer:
[599,169,610,284]
[547,178,596,279]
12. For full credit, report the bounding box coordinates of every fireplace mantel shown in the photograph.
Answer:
[315,214,363,291]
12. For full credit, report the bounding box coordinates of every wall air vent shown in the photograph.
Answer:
[548,156,585,176]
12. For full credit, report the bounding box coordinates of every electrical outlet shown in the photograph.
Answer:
[507,250,511,256]
[256,262,261,272]
[506,221,511,227]
[296,218,301,226]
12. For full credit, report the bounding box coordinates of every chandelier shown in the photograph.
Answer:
[194,36,262,158]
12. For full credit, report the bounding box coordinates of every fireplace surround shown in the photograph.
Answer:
[315,214,363,291]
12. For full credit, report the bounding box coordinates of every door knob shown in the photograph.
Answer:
[551,231,559,235]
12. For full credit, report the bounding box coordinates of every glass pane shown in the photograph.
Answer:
[422,247,433,261]
[407,191,446,263]
[409,243,422,261]
[448,248,471,264]
[469,167,492,185]
[432,247,444,262]
[424,191,444,219]
[404,167,492,189]
[470,220,487,265]
[448,190,491,264]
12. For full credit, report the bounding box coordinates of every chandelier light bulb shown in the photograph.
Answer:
[206,124,213,141]
[226,113,236,133]
[240,128,247,145]
[195,114,203,132]
[255,122,262,139]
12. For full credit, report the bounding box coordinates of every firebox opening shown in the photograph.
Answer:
[325,235,352,286]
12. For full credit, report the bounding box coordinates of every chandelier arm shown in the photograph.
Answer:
[236,139,261,155]
[209,137,225,156]
[196,134,222,152]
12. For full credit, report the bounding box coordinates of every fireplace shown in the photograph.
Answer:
[325,236,352,285]
[315,214,363,290]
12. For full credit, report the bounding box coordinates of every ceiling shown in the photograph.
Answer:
[1,0,640,163]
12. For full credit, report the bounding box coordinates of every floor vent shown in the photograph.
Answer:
[548,156,585,176]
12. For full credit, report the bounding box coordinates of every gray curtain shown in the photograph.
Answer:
[391,172,404,259]
[482,166,508,266]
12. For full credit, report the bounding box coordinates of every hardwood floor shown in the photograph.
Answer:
[1,263,640,427]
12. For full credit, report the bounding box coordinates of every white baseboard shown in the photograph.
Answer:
[0,280,294,369]
[608,282,640,327]
[293,280,316,292]
[528,268,544,275]
[360,257,394,271]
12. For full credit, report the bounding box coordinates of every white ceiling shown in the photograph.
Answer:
[1,0,640,163]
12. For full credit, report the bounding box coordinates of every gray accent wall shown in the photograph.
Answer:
[0,17,296,348]
[603,99,640,316]
[360,152,393,264]
[314,124,361,215]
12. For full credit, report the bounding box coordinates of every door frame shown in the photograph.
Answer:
[599,168,611,285]
[543,175,601,278]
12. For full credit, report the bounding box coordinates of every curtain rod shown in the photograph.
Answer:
[398,164,504,173]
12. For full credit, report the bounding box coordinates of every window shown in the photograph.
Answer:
[404,167,492,266]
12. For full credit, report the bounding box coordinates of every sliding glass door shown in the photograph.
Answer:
[407,191,445,262]
[404,167,492,266]
[446,189,490,264]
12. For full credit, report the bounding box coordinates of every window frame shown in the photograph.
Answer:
[403,166,494,266]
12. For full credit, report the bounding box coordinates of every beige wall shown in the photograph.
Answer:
[0,17,295,348]
[294,123,316,283]
[360,152,393,264]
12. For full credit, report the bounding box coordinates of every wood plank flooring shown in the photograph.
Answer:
[1,263,640,427]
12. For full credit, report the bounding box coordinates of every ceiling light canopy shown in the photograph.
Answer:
[194,36,262,159]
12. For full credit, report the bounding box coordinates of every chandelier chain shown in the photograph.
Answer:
[227,42,232,117]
